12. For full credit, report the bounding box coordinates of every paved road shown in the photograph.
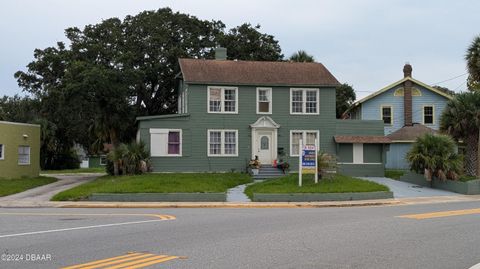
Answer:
[0,174,99,204]
[1,201,480,268]
[361,177,459,198]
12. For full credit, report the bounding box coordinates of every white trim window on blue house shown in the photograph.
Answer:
[381,106,392,125]
[423,105,434,124]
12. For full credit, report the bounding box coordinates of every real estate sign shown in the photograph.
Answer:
[298,140,318,187]
[302,145,316,174]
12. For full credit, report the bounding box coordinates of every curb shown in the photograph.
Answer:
[56,200,402,208]
[1,195,479,209]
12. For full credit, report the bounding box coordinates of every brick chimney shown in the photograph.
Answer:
[403,63,413,126]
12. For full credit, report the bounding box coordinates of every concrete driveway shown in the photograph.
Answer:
[0,174,99,205]
[361,177,459,198]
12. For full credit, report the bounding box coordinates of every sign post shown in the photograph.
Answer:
[299,139,318,187]
[298,139,303,187]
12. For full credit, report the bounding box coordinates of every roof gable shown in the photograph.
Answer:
[178,59,340,87]
[354,77,453,107]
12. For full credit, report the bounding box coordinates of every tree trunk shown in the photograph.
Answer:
[478,128,480,178]
[465,134,478,176]
[110,130,120,176]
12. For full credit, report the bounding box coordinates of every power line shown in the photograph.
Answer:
[431,72,468,85]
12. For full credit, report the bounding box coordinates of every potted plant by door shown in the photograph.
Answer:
[249,156,261,175]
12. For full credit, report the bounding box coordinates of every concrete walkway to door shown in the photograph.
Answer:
[361,177,459,198]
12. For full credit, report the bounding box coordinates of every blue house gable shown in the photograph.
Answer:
[347,64,453,169]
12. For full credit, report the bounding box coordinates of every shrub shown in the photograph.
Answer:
[406,133,462,181]
[107,141,150,176]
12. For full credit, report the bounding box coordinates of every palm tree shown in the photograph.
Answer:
[406,133,462,182]
[440,91,480,176]
[289,50,315,62]
[466,35,480,87]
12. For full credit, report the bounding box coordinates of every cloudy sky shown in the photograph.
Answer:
[1,0,479,98]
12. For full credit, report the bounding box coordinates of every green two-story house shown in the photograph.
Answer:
[137,49,390,176]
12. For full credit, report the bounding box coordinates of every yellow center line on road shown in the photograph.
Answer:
[61,252,181,269]
[0,212,176,220]
[102,255,175,269]
[61,253,150,269]
[109,255,180,269]
[398,208,480,219]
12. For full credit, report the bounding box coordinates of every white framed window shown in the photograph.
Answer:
[0,144,4,160]
[100,156,107,166]
[150,129,182,157]
[18,146,30,165]
[208,86,238,113]
[423,105,434,125]
[290,88,319,115]
[208,129,238,157]
[381,105,393,125]
[289,130,319,156]
[256,88,272,114]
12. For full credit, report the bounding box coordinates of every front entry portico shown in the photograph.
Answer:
[250,116,280,165]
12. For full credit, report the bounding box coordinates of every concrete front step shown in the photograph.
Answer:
[253,173,287,179]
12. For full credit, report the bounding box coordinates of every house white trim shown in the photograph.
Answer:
[207,129,239,157]
[289,88,320,115]
[150,128,183,157]
[250,116,280,164]
[256,87,272,115]
[289,130,320,157]
[422,104,435,125]
[207,86,238,114]
[18,145,30,165]
[380,105,393,125]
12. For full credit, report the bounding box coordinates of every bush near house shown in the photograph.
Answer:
[51,173,252,201]
[244,174,388,199]
[0,177,57,197]
[406,133,462,181]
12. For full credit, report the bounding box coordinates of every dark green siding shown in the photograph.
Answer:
[363,144,383,163]
[338,144,353,163]
[138,83,387,176]
[338,164,385,177]
[139,84,337,172]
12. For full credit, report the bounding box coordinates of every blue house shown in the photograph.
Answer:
[347,64,453,169]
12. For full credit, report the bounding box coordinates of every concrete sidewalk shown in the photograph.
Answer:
[1,194,479,208]
[361,177,459,198]
[0,174,100,204]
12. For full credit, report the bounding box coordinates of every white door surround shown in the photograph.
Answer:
[250,116,280,165]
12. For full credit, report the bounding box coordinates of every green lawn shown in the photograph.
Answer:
[0,177,58,197]
[385,169,407,180]
[42,167,106,174]
[244,174,389,199]
[52,173,252,201]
